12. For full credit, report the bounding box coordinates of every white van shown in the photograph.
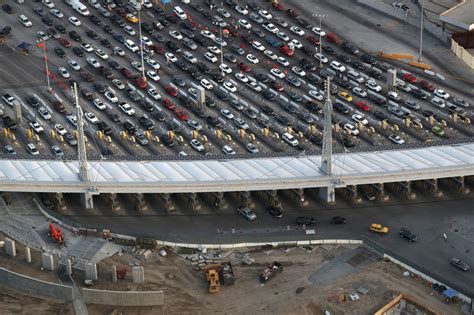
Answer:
[173,6,187,20]
[72,2,90,16]
[347,70,364,84]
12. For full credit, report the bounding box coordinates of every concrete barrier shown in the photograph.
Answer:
[0,268,73,302]
[82,288,164,306]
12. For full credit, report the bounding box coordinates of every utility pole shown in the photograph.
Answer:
[419,0,424,62]
[41,39,52,93]
[219,24,224,77]
[321,77,332,176]
[138,0,146,81]
[73,82,89,183]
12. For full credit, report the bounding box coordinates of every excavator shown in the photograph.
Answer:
[48,224,65,247]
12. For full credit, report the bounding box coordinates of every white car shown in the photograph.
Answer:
[93,98,106,110]
[131,60,143,71]
[214,37,227,47]
[282,132,299,146]
[290,26,305,36]
[258,9,272,20]
[309,89,324,101]
[270,68,285,79]
[58,67,70,78]
[148,88,161,100]
[330,60,346,72]
[86,57,101,68]
[119,102,135,115]
[201,30,215,39]
[235,118,250,130]
[26,143,39,155]
[344,123,359,135]
[277,31,289,41]
[123,25,136,36]
[146,58,160,70]
[147,70,160,81]
[50,8,64,19]
[208,46,221,54]
[264,50,278,60]
[238,19,252,29]
[204,52,218,63]
[246,54,259,64]
[18,15,33,27]
[223,81,237,93]
[312,27,326,36]
[277,56,289,67]
[165,52,177,63]
[352,87,367,98]
[67,59,81,71]
[289,39,302,49]
[104,90,118,103]
[43,0,55,8]
[252,41,265,52]
[292,66,306,77]
[220,63,232,74]
[84,112,99,123]
[68,16,81,26]
[113,47,125,57]
[434,89,450,100]
[262,23,278,34]
[112,79,125,90]
[95,49,108,60]
[169,30,183,40]
[81,42,93,52]
[124,39,139,52]
[388,134,405,144]
[190,139,205,152]
[314,53,328,64]
[351,114,369,125]
[431,96,446,108]
[29,121,44,134]
[366,80,382,92]
[200,79,214,90]
[54,124,67,135]
[221,108,234,119]
[141,36,153,46]
[235,5,249,15]
[247,81,262,92]
[187,120,202,131]
[222,145,236,155]
[188,88,198,98]
[235,73,248,83]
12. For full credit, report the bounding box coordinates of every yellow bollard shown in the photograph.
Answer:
[191,130,198,139]
[177,135,184,143]
[429,116,435,126]
[226,134,232,143]
[3,128,9,137]
[239,129,246,138]
[97,131,103,141]
[381,120,388,130]
[273,132,280,140]
[262,128,269,137]
[441,120,447,127]
[202,135,208,143]
[464,117,471,125]
[26,129,33,139]
[298,131,304,139]
[145,130,151,140]
[393,125,399,132]
[154,136,160,143]
[215,129,222,139]
[249,134,256,142]
[73,130,79,139]
[58,135,64,143]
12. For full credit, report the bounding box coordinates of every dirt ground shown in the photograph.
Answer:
[0,237,466,315]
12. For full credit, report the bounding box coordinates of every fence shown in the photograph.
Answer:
[82,289,164,306]
[450,38,474,69]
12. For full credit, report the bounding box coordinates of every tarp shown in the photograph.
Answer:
[17,42,31,49]
[442,288,458,298]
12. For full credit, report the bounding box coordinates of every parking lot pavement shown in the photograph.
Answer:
[0,0,472,158]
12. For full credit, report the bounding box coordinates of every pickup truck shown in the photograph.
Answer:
[259,262,283,283]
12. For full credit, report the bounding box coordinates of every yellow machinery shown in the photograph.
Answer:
[206,269,220,293]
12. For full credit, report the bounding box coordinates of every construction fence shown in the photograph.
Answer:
[82,289,164,306]
[450,38,474,69]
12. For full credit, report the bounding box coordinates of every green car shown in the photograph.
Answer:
[432,126,445,137]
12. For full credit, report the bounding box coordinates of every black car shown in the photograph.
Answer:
[139,99,154,112]
[69,31,82,41]
[103,24,114,34]
[341,42,359,55]
[299,58,317,71]
[252,28,265,38]
[54,47,66,57]
[165,13,179,24]
[361,53,377,65]
[399,228,417,242]
[322,46,335,55]
[72,46,84,57]
[89,15,102,25]
[101,39,112,48]
[193,35,206,46]
[262,90,275,101]
[2,4,13,14]
[337,53,352,64]
[210,71,224,83]
[27,96,40,107]
[55,24,66,33]
[267,206,283,218]
[214,90,228,101]
[141,22,154,34]
[107,111,121,123]
[175,60,188,71]
[254,73,269,83]
[330,216,347,224]
[206,115,220,127]
[152,110,166,122]
[94,83,107,93]
[373,110,388,121]
[296,216,316,226]
[181,29,194,39]
[3,116,17,130]
[41,16,54,26]
[154,6,165,15]
[275,114,290,126]
[97,121,112,135]
[191,3,204,12]
[352,60,365,70]
[173,77,186,87]
[113,33,125,43]
[86,30,99,40]
[138,116,155,130]
[159,18,170,27]
[123,121,137,134]
[166,40,181,53]
[341,137,355,147]
[34,6,47,17]
[196,62,210,74]
[301,45,314,56]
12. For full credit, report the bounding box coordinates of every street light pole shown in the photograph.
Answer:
[138,0,146,81]
[220,24,224,77]
[312,13,327,68]
[42,40,52,93]
[419,0,424,62]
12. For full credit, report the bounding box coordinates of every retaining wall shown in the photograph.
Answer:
[82,288,164,306]
[0,268,73,302]
[450,38,474,69]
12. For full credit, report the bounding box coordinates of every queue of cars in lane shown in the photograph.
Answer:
[1,0,471,157]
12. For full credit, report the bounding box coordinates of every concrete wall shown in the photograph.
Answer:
[0,268,73,302]
[82,288,164,306]
[450,38,474,69]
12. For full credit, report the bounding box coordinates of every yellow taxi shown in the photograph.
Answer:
[126,13,139,23]
[370,223,389,234]
[338,90,353,102]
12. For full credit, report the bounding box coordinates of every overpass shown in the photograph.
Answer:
[1,142,473,210]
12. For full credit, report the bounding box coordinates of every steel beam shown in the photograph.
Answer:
[212,192,227,210]
[160,193,175,213]
[371,183,389,202]
[319,186,336,204]
[398,181,416,199]
[424,179,443,197]
[346,185,362,203]
[80,192,94,210]
[187,192,201,211]
[450,176,470,194]
[292,188,308,207]
[55,192,67,212]
[239,191,254,208]
[133,193,148,212]
[106,193,121,212]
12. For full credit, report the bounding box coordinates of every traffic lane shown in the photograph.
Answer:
[56,194,474,297]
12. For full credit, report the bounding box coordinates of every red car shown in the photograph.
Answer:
[286,9,299,19]
[419,79,435,92]
[58,37,71,48]
[162,98,175,110]
[150,45,164,54]
[305,35,320,45]
[402,73,417,84]
[238,62,251,72]
[327,32,342,45]
[121,68,134,78]
[133,76,148,89]
[165,85,178,97]
[174,108,189,121]
[271,81,284,92]
[80,71,94,82]
[279,45,294,57]
[355,101,371,112]
[272,1,284,10]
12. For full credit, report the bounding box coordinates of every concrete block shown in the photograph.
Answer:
[132,266,144,283]
[85,262,98,281]
[5,238,16,257]
[66,258,72,276]
[25,247,31,263]
[111,265,117,283]
[41,253,54,271]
